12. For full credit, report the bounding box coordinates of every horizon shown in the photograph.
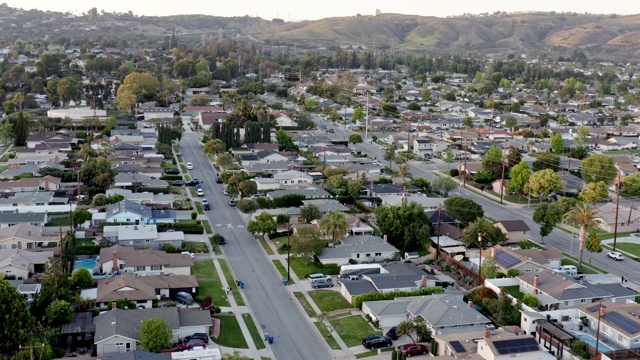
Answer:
[5,1,640,21]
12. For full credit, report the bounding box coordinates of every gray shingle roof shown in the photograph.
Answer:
[319,235,399,261]
[94,308,180,342]
[0,212,48,224]
[107,200,152,219]
[407,294,489,327]
[342,280,377,296]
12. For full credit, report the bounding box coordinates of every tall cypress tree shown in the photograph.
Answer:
[235,126,241,147]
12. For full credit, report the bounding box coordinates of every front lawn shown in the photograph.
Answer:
[242,314,266,350]
[195,202,204,214]
[195,281,229,307]
[45,217,71,227]
[272,260,294,284]
[202,220,213,234]
[308,291,351,313]
[214,315,249,348]
[183,241,209,253]
[293,292,316,317]
[193,261,220,281]
[289,258,339,279]
[329,315,380,347]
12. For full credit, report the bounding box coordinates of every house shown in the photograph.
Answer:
[273,170,314,187]
[378,194,443,212]
[363,183,418,197]
[102,225,184,250]
[556,171,586,194]
[486,245,562,275]
[318,235,399,265]
[578,302,640,350]
[95,273,198,309]
[477,335,551,360]
[363,293,489,333]
[493,220,531,243]
[595,202,640,233]
[105,200,175,225]
[99,245,192,275]
[267,186,330,200]
[0,212,49,229]
[197,112,228,130]
[0,176,62,193]
[433,329,552,359]
[0,249,54,279]
[93,307,212,356]
[0,224,59,249]
[113,173,169,189]
[300,199,349,215]
[243,161,291,176]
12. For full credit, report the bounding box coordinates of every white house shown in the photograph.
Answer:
[273,170,314,187]
[99,245,192,276]
[318,235,399,266]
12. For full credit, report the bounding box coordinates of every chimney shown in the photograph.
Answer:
[112,251,118,273]
[490,247,496,258]
[28,230,31,236]
[421,275,427,288]
[383,235,387,243]
[533,275,539,294]
[468,300,474,308]
[484,329,491,338]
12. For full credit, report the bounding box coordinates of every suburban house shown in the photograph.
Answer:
[594,202,640,233]
[267,186,331,200]
[112,173,169,189]
[578,302,640,350]
[433,329,552,359]
[293,213,374,240]
[363,183,420,197]
[378,194,443,212]
[0,249,54,279]
[412,139,448,158]
[104,200,176,225]
[273,170,314,186]
[485,245,562,275]
[318,234,399,265]
[197,111,227,130]
[93,307,212,356]
[95,273,198,309]
[556,171,586,194]
[363,293,490,334]
[0,224,59,249]
[242,161,291,176]
[102,225,184,250]
[300,199,350,215]
[493,220,531,243]
[0,176,62,193]
[99,245,193,276]
[0,212,49,228]
[516,270,634,310]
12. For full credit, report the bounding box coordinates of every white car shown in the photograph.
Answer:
[196,188,204,197]
[186,162,194,170]
[607,252,624,261]
[181,251,195,259]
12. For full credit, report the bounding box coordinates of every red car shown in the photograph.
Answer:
[400,343,428,357]
[176,339,207,351]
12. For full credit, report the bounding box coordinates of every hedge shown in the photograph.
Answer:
[76,245,104,255]
[352,287,445,309]
[160,175,184,181]
[174,225,204,234]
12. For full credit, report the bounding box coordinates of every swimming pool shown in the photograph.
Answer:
[574,333,613,352]
[74,259,98,274]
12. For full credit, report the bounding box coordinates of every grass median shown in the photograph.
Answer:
[242,314,266,350]
[219,259,245,306]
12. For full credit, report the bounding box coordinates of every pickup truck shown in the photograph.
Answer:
[552,266,585,280]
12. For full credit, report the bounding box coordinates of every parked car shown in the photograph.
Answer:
[181,251,195,259]
[164,168,180,175]
[216,176,223,184]
[385,327,398,340]
[186,179,200,186]
[328,128,334,133]
[228,199,237,207]
[176,339,206,351]
[202,199,210,210]
[175,292,194,305]
[311,278,334,289]
[362,335,392,349]
[608,251,624,261]
[172,179,184,186]
[400,343,428,357]
[186,162,194,170]
[184,333,209,344]
[308,273,331,281]
[197,188,204,197]
[252,193,264,198]
[217,236,226,245]
[223,189,229,196]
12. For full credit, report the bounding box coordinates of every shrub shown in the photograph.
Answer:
[191,211,197,220]
[352,287,445,309]
[163,244,178,253]
[450,169,459,177]
[237,199,259,213]
[76,245,102,255]
[522,294,539,308]
[256,197,272,208]
[571,340,589,359]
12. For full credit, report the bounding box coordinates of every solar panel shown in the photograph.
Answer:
[493,338,540,355]
[586,305,600,312]
[494,250,521,268]
[449,340,466,353]
[605,311,640,335]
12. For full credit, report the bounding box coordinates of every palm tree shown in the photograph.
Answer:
[78,143,93,161]
[563,202,604,271]
[318,210,348,244]
[397,163,409,190]
[395,320,416,343]
[98,141,112,157]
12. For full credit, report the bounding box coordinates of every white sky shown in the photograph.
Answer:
[6,1,640,21]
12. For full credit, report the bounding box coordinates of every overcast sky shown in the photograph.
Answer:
[7,1,640,21]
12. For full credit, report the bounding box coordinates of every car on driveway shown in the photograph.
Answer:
[176,339,206,351]
[164,168,180,175]
[172,179,184,186]
[202,199,210,210]
[186,162,194,170]
[608,251,624,261]
[385,327,398,340]
[400,343,429,357]
[362,335,392,349]
[184,332,209,344]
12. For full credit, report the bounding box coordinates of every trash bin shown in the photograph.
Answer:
[235,280,241,286]
[268,336,274,344]
[240,281,245,289]
[213,245,217,252]
[283,279,288,286]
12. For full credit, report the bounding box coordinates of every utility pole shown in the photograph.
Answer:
[499,141,507,205]
[287,220,291,282]
[477,233,483,286]
[436,204,442,260]
[613,164,621,251]
[364,92,369,142]
[462,136,468,188]
[20,343,45,360]
[595,300,604,356]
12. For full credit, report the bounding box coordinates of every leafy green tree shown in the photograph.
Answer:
[326,175,347,193]
[462,117,474,128]
[238,180,258,198]
[563,202,605,270]
[190,93,210,106]
[138,318,172,352]
[508,161,531,194]
[522,294,539,308]
[532,153,561,172]
[402,223,432,252]
[579,181,609,204]
[444,197,484,226]
[526,169,563,198]
[482,145,503,177]
[347,179,363,200]
[533,203,563,243]
[384,146,396,168]
[444,149,455,167]
[72,268,94,289]
[444,92,456,101]
[574,126,590,148]
[376,202,431,248]
[504,117,518,129]
[203,139,226,159]
[462,218,507,247]
[581,154,617,185]
[481,256,498,279]
[396,320,418,343]
[248,212,277,235]
[12,111,30,146]
[45,299,73,327]
[319,210,349,243]
[0,279,35,353]
[0,120,14,146]
[432,176,458,197]
[353,107,364,122]
[300,204,321,223]
[276,129,297,151]
[550,133,564,154]
[80,158,116,190]
[623,173,640,193]
[291,227,325,264]
[585,229,603,264]
[349,134,363,144]
[72,209,92,226]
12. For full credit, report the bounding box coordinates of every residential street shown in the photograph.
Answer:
[179,129,332,360]
[314,116,640,282]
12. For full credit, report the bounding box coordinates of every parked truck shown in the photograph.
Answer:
[552,266,585,280]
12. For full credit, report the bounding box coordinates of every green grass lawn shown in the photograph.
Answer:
[214,315,248,348]
[0,165,8,173]
[355,350,378,358]
[219,259,245,306]
[76,238,95,246]
[195,281,229,307]
[329,315,379,347]
[189,188,198,197]
[45,216,71,227]
[308,291,351,313]
[600,232,633,240]
[272,260,294,284]
[293,292,316,317]
[242,314,266,350]
[173,200,192,210]
[195,202,204,214]
[163,163,178,169]
[502,194,542,205]
[258,236,274,255]
[193,261,220,280]
[0,155,9,163]
[183,241,209,253]
[612,242,640,257]
[561,257,603,274]
[314,322,341,350]
[289,258,339,279]
[202,220,213,234]
[502,285,524,300]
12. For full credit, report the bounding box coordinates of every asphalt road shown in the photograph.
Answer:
[314,116,640,281]
[179,131,332,360]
